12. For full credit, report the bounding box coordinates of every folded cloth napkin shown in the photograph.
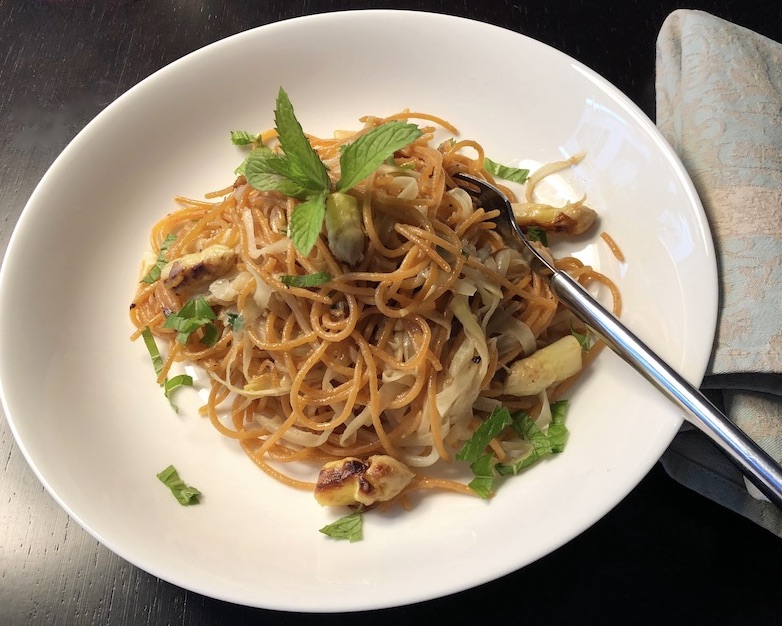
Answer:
[656,9,782,536]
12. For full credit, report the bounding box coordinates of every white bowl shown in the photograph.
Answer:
[0,10,716,612]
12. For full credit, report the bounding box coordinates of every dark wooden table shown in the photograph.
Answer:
[2,1,782,624]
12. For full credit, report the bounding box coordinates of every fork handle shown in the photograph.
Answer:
[551,271,782,509]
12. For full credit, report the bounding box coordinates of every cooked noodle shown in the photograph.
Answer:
[130,110,618,504]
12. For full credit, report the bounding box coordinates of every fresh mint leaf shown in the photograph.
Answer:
[467,453,496,499]
[274,88,330,193]
[157,465,201,505]
[337,121,422,192]
[319,512,363,542]
[230,130,259,145]
[279,271,332,288]
[141,233,177,284]
[288,191,327,256]
[243,148,314,199]
[484,157,530,183]
[456,406,513,462]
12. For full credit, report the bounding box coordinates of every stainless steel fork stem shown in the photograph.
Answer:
[551,271,782,509]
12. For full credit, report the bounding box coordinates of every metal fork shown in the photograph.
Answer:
[453,172,782,508]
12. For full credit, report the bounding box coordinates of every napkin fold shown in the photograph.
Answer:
[656,10,782,536]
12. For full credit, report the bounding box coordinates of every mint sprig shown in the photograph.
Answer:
[241,88,422,257]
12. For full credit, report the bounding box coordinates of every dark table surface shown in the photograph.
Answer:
[2,1,782,624]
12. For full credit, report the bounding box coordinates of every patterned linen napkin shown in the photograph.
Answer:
[656,9,782,536]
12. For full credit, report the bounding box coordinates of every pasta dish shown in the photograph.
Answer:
[130,89,619,532]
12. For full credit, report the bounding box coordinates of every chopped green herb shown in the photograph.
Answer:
[279,271,332,288]
[230,130,259,145]
[319,512,363,542]
[570,322,592,351]
[163,296,219,346]
[496,404,570,476]
[164,373,194,399]
[157,465,201,505]
[226,312,244,332]
[140,326,193,412]
[467,453,496,499]
[141,233,177,284]
[498,412,553,476]
[525,226,548,246]
[547,400,570,453]
[456,406,513,462]
[141,326,164,377]
[483,157,530,183]
[459,402,571,490]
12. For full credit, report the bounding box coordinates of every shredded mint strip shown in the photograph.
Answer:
[456,406,513,463]
[141,233,177,284]
[140,326,193,412]
[525,226,548,246]
[570,321,592,351]
[279,271,332,288]
[230,130,259,145]
[467,453,496,499]
[319,512,363,542]
[163,296,219,346]
[483,157,530,183]
[460,402,571,494]
[157,465,201,505]
[226,312,244,332]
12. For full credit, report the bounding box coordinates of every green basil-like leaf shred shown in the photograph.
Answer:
[319,512,363,542]
[157,465,201,505]
[230,130,259,145]
[455,406,513,462]
[279,271,332,288]
[483,157,530,183]
[141,233,177,284]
